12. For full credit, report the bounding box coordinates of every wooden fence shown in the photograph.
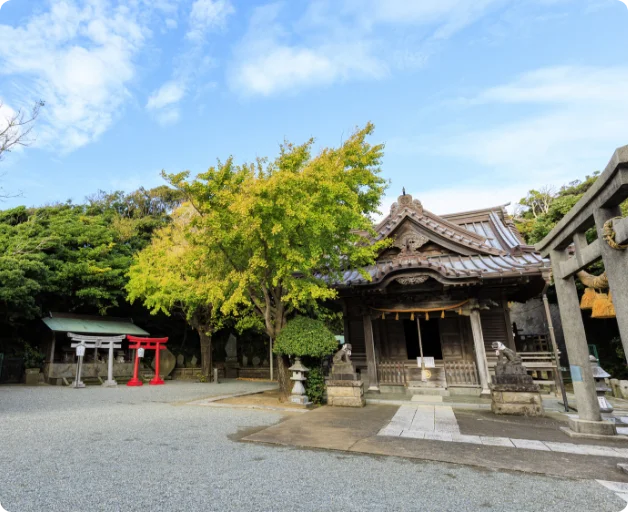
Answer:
[444,360,479,387]
[378,360,406,385]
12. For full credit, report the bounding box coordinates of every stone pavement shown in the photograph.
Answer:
[244,403,628,482]
[379,404,628,458]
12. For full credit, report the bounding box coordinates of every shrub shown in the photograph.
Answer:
[23,343,45,369]
[304,364,326,404]
[273,316,338,358]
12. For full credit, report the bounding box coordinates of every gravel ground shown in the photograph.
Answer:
[0,382,624,512]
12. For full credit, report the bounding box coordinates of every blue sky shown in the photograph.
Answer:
[0,0,627,216]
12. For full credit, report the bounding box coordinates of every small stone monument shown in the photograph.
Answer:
[151,348,177,379]
[252,356,261,367]
[190,355,198,367]
[490,342,544,416]
[225,334,238,378]
[176,354,185,367]
[590,355,613,414]
[289,357,311,407]
[326,344,365,407]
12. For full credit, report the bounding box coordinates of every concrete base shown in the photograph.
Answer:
[448,387,482,397]
[289,394,312,407]
[559,417,620,440]
[559,427,628,442]
[328,381,365,407]
[379,385,406,394]
[102,380,118,387]
[491,390,544,416]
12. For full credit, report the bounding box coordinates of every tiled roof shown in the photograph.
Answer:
[335,195,548,288]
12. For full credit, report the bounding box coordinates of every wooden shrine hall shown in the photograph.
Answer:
[335,192,550,397]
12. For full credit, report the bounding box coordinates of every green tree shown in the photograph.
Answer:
[0,186,180,330]
[515,174,600,245]
[163,123,389,392]
[127,206,225,377]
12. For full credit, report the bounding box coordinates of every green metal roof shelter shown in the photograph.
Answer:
[42,313,149,385]
[43,313,149,336]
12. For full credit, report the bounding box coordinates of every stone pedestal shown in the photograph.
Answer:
[327,380,365,407]
[491,385,544,416]
[490,345,544,416]
[24,368,40,386]
[326,357,365,407]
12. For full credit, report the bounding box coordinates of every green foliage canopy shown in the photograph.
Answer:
[0,186,181,327]
[164,123,389,340]
[273,316,338,358]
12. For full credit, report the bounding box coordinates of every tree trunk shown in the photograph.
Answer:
[277,354,292,399]
[199,331,212,378]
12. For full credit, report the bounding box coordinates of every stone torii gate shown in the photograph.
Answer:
[536,145,628,438]
[68,333,125,388]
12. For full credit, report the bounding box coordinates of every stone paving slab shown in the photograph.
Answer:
[379,403,628,460]
[596,480,628,506]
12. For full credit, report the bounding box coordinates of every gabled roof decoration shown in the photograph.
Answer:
[335,192,549,289]
[374,193,504,256]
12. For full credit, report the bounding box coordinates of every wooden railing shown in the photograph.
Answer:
[444,360,479,387]
[517,334,550,352]
[519,351,560,391]
[378,360,406,385]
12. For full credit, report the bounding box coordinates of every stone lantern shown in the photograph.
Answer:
[590,355,613,414]
[289,357,311,406]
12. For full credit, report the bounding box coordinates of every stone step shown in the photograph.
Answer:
[411,395,443,403]
[407,386,450,397]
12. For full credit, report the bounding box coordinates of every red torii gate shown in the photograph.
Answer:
[127,336,169,386]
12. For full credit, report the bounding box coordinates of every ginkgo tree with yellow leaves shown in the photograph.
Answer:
[127,206,227,378]
[132,123,389,391]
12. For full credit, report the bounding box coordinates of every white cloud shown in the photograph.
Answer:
[375,184,532,222]
[0,0,10,11]
[187,0,234,42]
[390,65,628,204]
[234,42,387,96]
[146,81,186,110]
[0,99,16,133]
[230,0,504,96]
[474,66,628,105]
[155,108,181,126]
[0,0,149,152]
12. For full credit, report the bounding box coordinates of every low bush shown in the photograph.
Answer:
[273,316,337,358]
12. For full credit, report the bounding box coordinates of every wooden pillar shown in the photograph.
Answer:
[550,249,602,423]
[594,207,628,360]
[469,308,491,397]
[342,299,351,344]
[502,300,516,351]
[363,314,379,392]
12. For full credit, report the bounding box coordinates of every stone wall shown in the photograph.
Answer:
[510,299,565,354]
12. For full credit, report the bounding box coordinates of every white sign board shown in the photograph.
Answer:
[417,357,435,368]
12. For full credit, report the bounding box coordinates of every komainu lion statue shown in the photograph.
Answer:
[492,341,522,365]
[332,344,352,364]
